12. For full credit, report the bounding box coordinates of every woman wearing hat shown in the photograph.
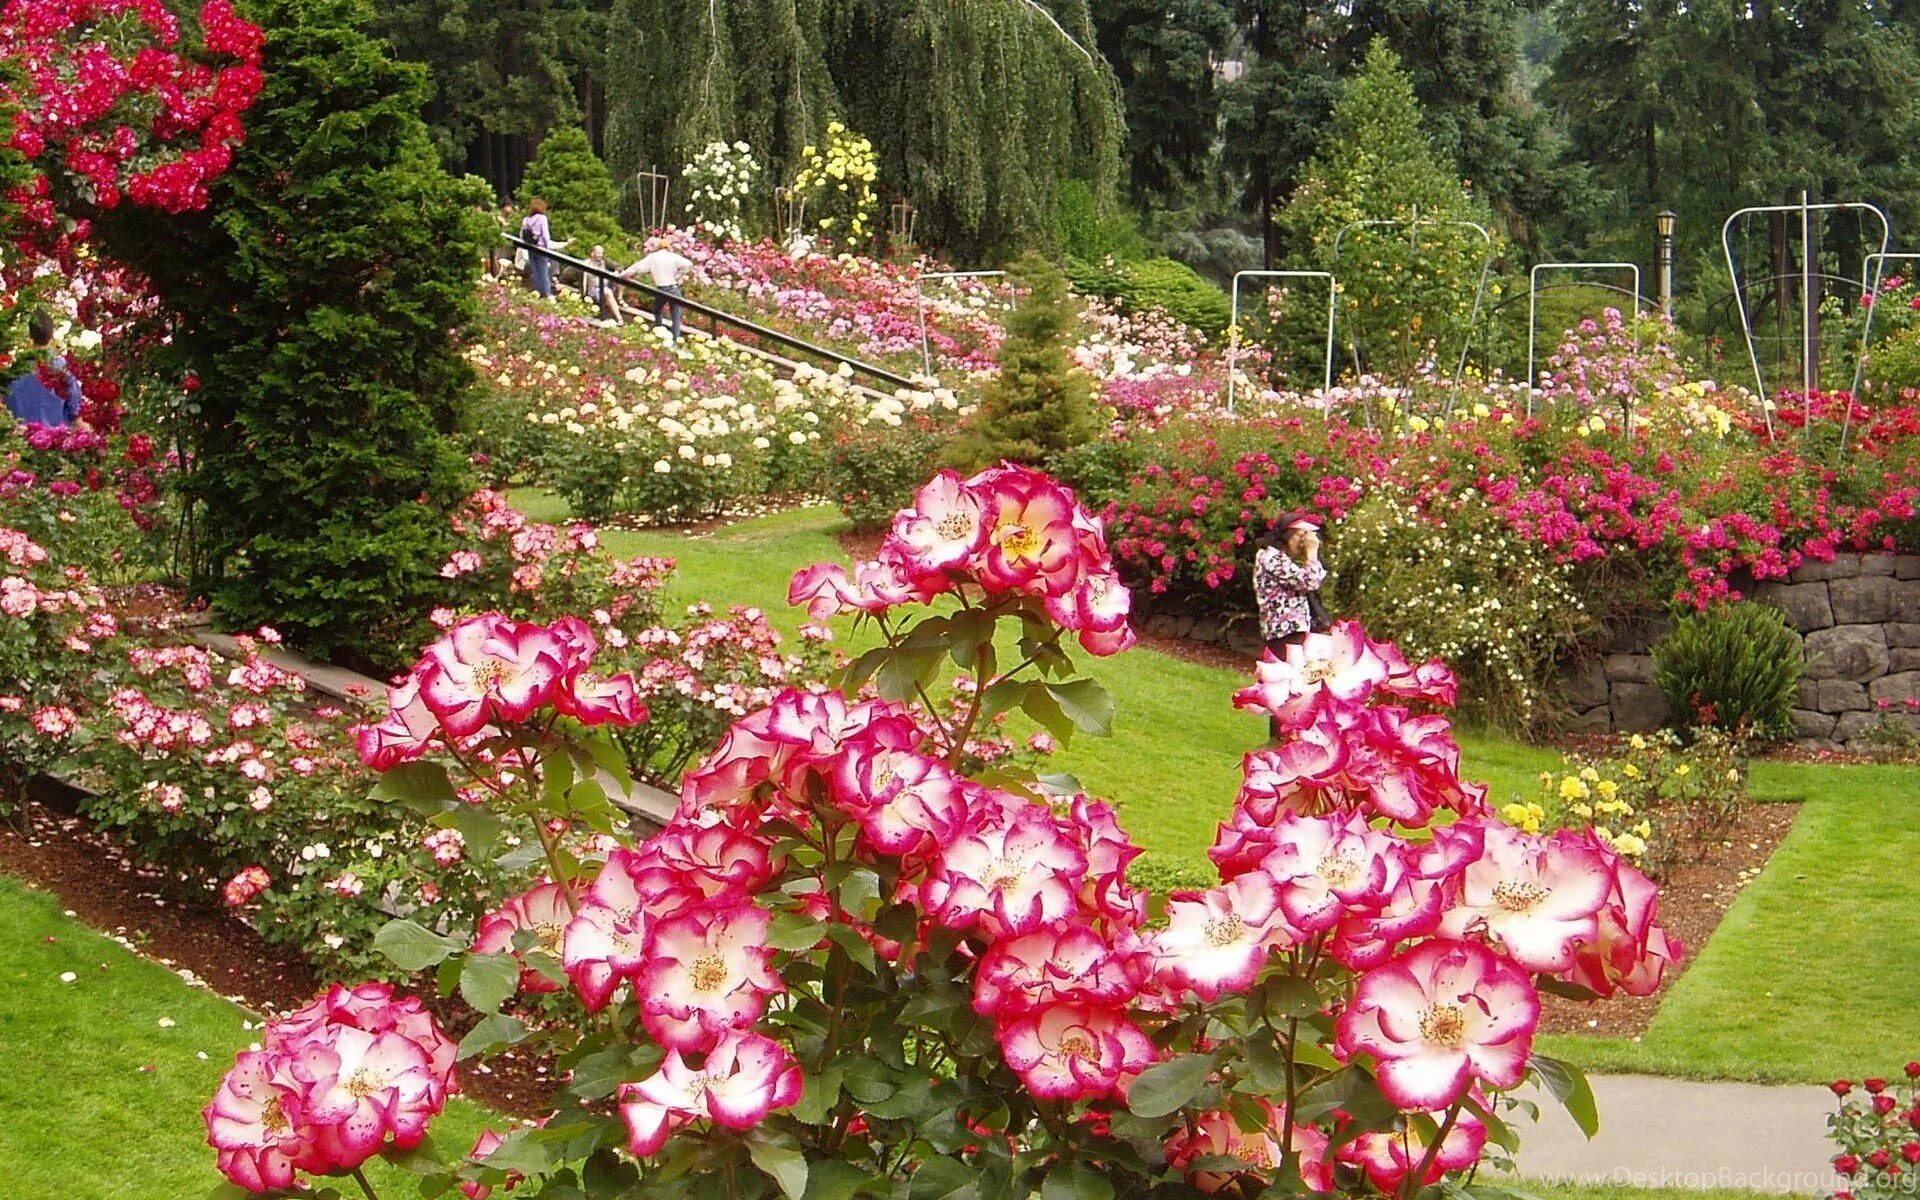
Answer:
[1253,511,1329,653]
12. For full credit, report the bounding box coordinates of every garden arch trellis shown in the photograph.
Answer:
[1524,262,1642,418]
[1721,196,1890,438]
[1331,206,1494,392]
[1225,270,1337,414]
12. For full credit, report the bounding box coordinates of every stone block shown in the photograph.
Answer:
[1898,555,1920,581]
[1816,679,1870,713]
[1791,709,1838,740]
[1890,623,1920,648]
[1600,613,1673,655]
[1145,615,1179,639]
[1565,706,1612,734]
[1604,653,1657,685]
[1226,625,1264,656]
[1892,647,1920,674]
[1833,711,1881,745]
[1611,681,1671,732]
[1189,616,1224,645]
[1868,671,1920,705]
[1861,554,1898,577]
[1803,625,1890,682]
[1896,579,1920,622]
[1563,658,1610,710]
[1753,580,1833,631]
[1796,679,1821,708]
[1829,575,1899,624]
[1791,553,1863,582]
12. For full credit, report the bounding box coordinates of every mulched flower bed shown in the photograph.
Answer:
[1536,798,1799,1038]
[0,792,555,1118]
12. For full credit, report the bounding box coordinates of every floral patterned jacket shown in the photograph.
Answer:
[1253,546,1327,642]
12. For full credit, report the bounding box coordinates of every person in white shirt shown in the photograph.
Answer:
[580,245,623,324]
[623,240,695,339]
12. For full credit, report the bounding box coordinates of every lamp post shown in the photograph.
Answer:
[1656,209,1677,317]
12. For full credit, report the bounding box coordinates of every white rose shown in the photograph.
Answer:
[653,460,672,474]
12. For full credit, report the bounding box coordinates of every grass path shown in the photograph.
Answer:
[0,873,490,1198]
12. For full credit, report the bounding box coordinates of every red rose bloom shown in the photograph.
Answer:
[1867,1078,1889,1094]
[1833,1080,1854,1096]
[1835,1155,1860,1176]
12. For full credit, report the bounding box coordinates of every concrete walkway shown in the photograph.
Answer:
[1514,1074,1840,1194]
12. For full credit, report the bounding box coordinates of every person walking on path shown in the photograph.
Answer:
[580,245,624,325]
[4,311,85,430]
[626,238,695,340]
[519,198,569,299]
[1251,511,1330,739]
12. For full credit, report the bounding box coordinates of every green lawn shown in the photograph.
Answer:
[0,873,492,1199]
[1541,761,1920,1084]
[525,496,1560,871]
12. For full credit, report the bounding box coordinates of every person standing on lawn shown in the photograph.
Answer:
[1252,511,1330,739]
[626,238,695,340]
[4,311,85,429]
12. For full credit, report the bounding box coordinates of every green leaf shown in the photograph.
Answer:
[877,643,944,703]
[908,1156,975,1200]
[840,646,890,693]
[457,1012,529,1060]
[1033,772,1084,797]
[1126,1053,1216,1118]
[1531,1054,1600,1139]
[978,678,1027,721]
[475,1126,555,1176]
[371,761,459,812]
[460,952,521,1014]
[767,912,826,952]
[789,1064,843,1124]
[569,1044,652,1103]
[374,919,465,971]
[1262,974,1321,1019]
[1043,1163,1113,1200]
[746,1133,810,1200]
[802,1160,870,1200]
[442,805,505,858]
[1045,679,1115,737]
[1019,682,1074,745]
[381,1136,450,1175]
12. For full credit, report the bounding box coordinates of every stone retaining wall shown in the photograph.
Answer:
[1564,553,1920,748]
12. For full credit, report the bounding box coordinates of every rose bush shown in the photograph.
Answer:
[211,466,1682,1200]
[1827,1064,1920,1200]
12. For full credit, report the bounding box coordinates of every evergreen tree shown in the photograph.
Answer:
[1546,1,1920,274]
[1220,0,1343,266]
[375,0,610,194]
[101,0,484,659]
[947,255,1098,472]
[1336,0,1593,257]
[1093,0,1235,210]
[517,122,625,249]
[1281,39,1498,378]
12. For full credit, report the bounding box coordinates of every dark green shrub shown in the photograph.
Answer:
[99,0,484,662]
[827,421,945,532]
[1048,437,1144,509]
[517,123,627,253]
[946,254,1100,473]
[1066,254,1232,338]
[1652,602,1803,742]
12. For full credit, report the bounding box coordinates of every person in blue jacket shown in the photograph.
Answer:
[5,312,84,429]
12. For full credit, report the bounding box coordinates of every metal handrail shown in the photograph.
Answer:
[502,235,923,393]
